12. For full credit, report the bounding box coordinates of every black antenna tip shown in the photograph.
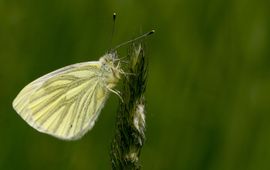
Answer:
[147,30,155,36]
[113,13,116,20]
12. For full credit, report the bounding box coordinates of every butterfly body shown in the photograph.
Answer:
[13,52,121,140]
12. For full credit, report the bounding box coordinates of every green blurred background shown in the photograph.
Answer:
[1,0,270,169]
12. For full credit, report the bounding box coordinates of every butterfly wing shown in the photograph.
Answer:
[13,61,109,140]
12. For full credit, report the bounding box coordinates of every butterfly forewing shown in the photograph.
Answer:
[13,61,110,140]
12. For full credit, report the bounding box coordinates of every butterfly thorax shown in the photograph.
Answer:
[98,53,121,89]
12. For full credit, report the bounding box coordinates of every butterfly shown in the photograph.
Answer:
[12,30,155,140]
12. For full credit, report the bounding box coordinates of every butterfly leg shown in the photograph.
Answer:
[107,87,123,102]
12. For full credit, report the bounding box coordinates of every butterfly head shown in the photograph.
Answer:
[99,52,122,88]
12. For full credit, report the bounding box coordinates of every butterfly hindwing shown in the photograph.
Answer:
[13,61,109,140]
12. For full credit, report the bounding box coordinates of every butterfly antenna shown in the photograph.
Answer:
[108,13,117,50]
[111,30,155,51]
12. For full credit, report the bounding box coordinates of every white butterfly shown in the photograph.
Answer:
[13,52,122,140]
[12,30,154,140]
